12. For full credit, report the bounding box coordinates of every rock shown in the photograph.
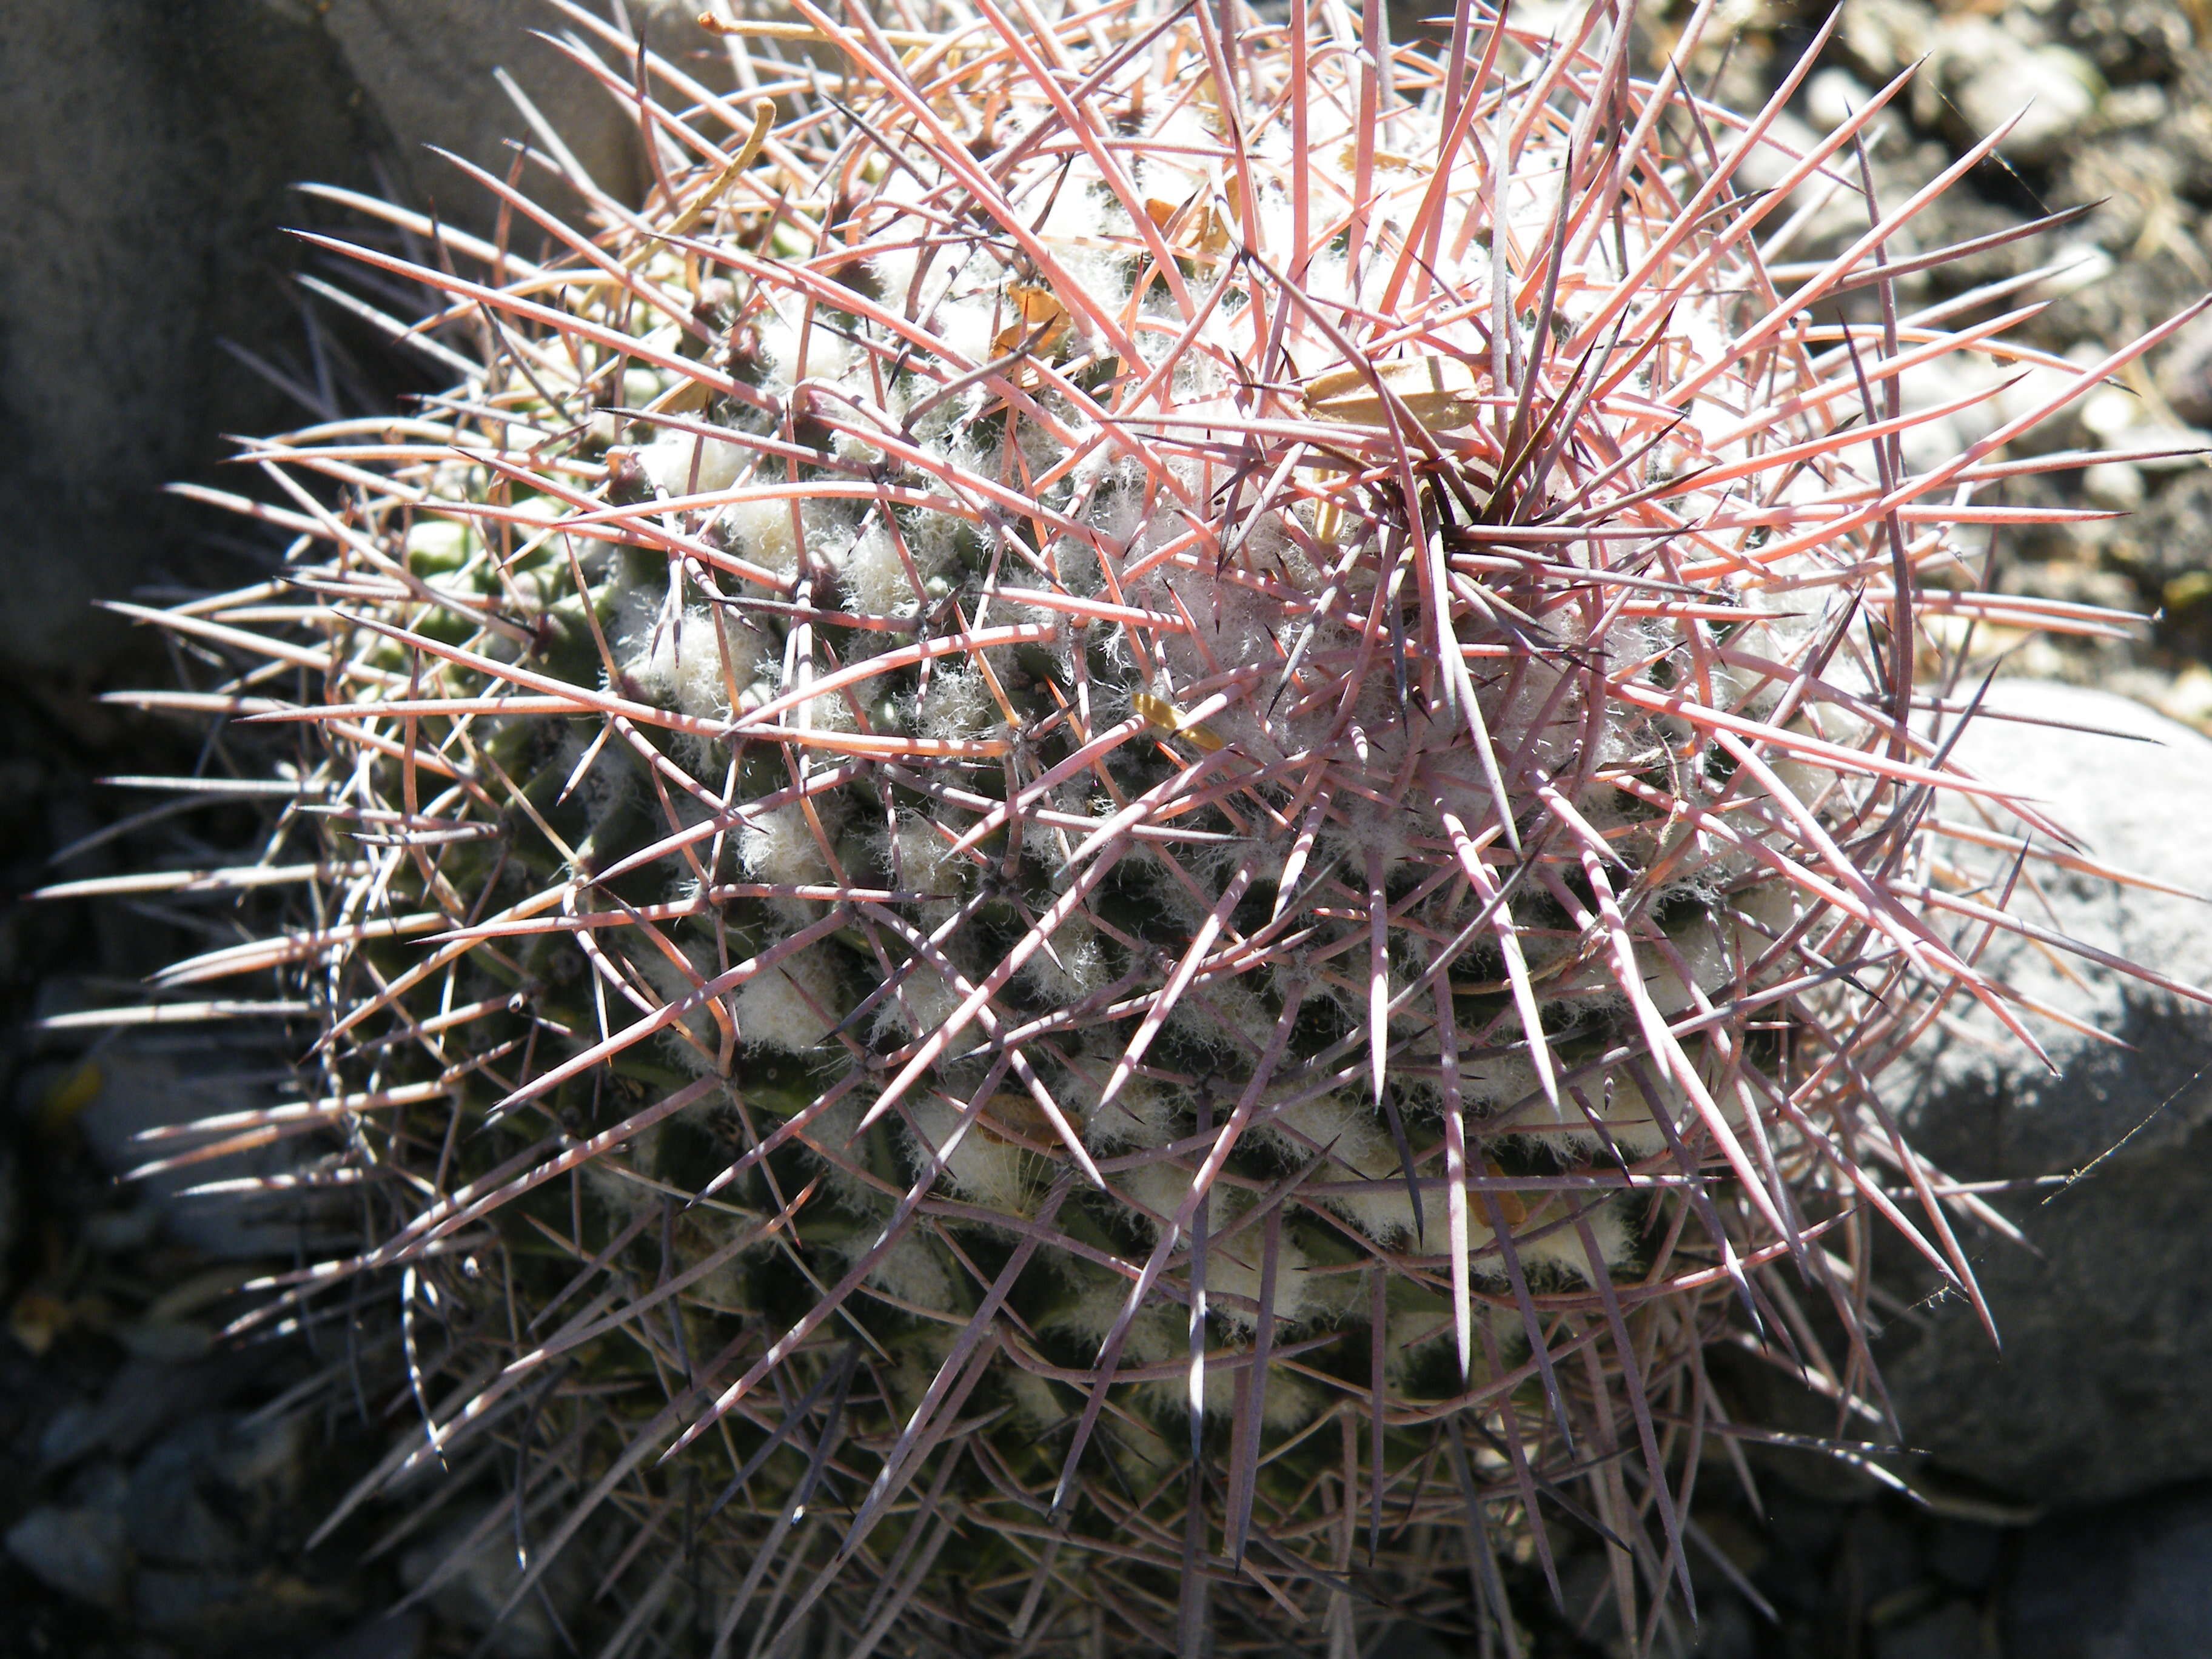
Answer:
[5,1503,131,1610]
[2081,460,2147,512]
[2005,1484,2212,1658]
[312,1612,429,1659]
[2106,469,2212,591]
[38,1354,258,1469]
[72,1040,338,1259]
[116,1410,328,1643]
[1803,67,1872,135]
[400,1511,575,1659]
[0,0,725,685]
[2100,83,2170,130]
[126,1413,299,1569]
[1873,1598,1984,1659]
[2153,309,2212,427]
[1845,1503,1929,1610]
[1933,25,2102,166]
[313,1,708,221]
[2054,0,2195,86]
[311,1612,429,1659]
[1730,108,1866,252]
[1926,1517,2003,1593]
[1878,681,2212,1506]
[133,1567,258,1635]
[0,0,369,684]
[1990,343,2106,455]
[1896,354,2007,475]
[1836,0,1936,84]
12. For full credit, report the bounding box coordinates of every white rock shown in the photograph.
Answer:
[2081,385,2148,442]
[1804,67,1872,134]
[2031,242,2119,301]
[2082,460,2147,512]
[1939,24,2100,166]
[2101,83,2170,129]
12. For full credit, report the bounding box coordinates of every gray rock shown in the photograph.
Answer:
[1874,1599,1985,1659]
[1841,1503,1927,1610]
[0,1131,17,1269]
[2154,309,2212,428]
[0,0,717,684]
[38,1354,257,1469]
[73,1037,338,1258]
[1878,681,2212,1505]
[314,0,708,221]
[400,1510,575,1659]
[310,1612,429,1659]
[0,0,369,683]
[1931,23,2102,166]
[5,1503,132,1610]
[1684,1596,1758,1659]
[1926,1518,2003,1593]
[2005,1484,2212,1659]
[127,1472,243,1574]
[126,1413,299,1569]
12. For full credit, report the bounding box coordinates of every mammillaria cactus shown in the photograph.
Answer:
[78,0,2212,1650]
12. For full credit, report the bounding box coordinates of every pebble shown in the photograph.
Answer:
[70,1042,317,1260]
[38,1355,245,1469]
[133,1566,255,1634]
[1805,66,1872,133]
[1839,0,1936,82]
[1875,1598,1986,1659]
[2154,309,2212,425]
[311,1613,429,1659]
[0,1135,18,1264]
[1897,355,2007,473]
[5,1503,131,1610]
[2030,243,2119,303]
[128,1423,249,1568]
[1993,342,2114,448]
[2080,384,2148,441]
[2082,460,2148,511]
[2102,82,2170,129]
[1941,25,2101,165]
[399,1513,566,1659]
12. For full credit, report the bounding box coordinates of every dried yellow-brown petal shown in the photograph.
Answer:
[1133,691,1225,752]
[976,1091,1068,1154]
[1482,1159,1529,1228]
[1304,356,1483,431]
[992,281,1071,358]
[1142,194,1233,261]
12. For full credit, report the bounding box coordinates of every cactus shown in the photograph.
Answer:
[84,0,2211,1651]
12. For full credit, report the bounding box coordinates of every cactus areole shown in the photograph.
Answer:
[99,0,2212,1650]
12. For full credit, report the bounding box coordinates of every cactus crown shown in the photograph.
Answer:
[85,0,2210,1651]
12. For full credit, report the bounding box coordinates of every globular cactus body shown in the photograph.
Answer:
[85,0,2212,1651]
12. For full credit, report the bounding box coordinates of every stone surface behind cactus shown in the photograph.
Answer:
[75,1,2212,1651]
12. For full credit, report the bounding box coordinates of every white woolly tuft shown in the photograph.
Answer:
[740,803,831,886]
[734,943,843,1053]
[638,429,746,497]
